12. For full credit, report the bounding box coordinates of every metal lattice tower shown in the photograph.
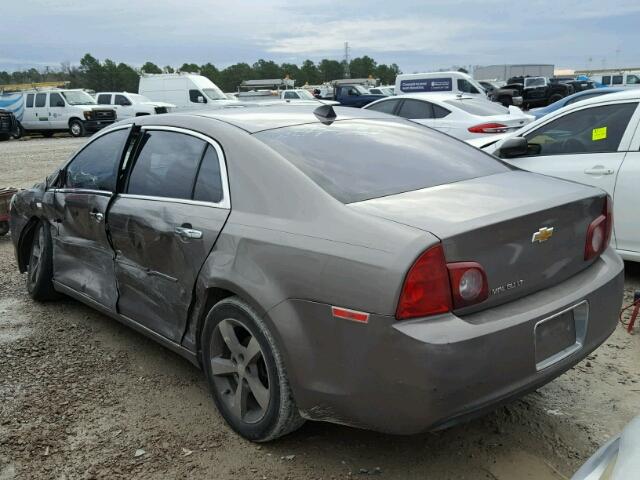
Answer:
[343,41,350,78]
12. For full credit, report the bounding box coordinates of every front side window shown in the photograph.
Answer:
[283,91,298,99]
[457,79,480,94]
[193,145,223,203]
[65,129,130,191]
[127,130,206,199]
[97,94,112,105]
[366,99,399,114]
[189,89,207,103]
[26,94,34,108]
[627,75,640,85]
[35,93,46,108]
[397,99,434,119]
[115,94,131,106]
[49,92,65,108]
[524,103,637,156]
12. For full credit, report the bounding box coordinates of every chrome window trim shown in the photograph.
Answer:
[61,124,133,170]
[117,193,229,210]
[54,188,113,196]
[133,125,231,210]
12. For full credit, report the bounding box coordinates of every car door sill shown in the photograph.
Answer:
[52,280,200,368]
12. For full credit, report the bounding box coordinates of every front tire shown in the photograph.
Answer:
[26,221,57,301]
[12,123,24,139]
[201,297,304,442]
[69,120,85,137]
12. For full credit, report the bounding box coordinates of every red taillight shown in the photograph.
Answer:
[585,195,613,260]
[447,262,489,309]
[468,122,509,134]
[396,244,452,320]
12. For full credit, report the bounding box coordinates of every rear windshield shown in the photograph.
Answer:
[444,99,508,116]
[255,119,510,203]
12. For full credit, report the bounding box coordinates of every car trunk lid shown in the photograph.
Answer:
[348,170,605,312]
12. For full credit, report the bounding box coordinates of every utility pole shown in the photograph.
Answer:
[344,41,350,78]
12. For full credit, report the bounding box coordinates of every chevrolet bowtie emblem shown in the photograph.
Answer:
[532,227,554,243]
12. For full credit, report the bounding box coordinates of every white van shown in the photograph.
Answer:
[0,89,116,137]
[138,73,238,110]
[591,71,640,89]
[395,71,487,98]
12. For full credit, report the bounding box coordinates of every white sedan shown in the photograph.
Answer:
[470,89,640,262]
[363,92,533,140]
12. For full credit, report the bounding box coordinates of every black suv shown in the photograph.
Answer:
[504,76,573,109]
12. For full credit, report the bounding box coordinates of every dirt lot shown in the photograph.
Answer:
[1,135,639,480]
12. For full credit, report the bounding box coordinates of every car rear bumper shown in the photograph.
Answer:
[268,247,624,434]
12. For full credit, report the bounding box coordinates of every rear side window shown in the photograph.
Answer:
[26,94,34,108]
[397,99,433,119]
[602,76,611,85]
[366,99,399,114]
[193,146,223,203]
[445,99,508,116]
[127,130,206,199]
[524,102,637,155]
[612,75,623,85]
[65,129,130,191]
[97,94,112,105]
[256,119,510,203]
[35,93,46,108]
[433,104,451,118]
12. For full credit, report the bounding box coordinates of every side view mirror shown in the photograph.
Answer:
[497,137,529,158]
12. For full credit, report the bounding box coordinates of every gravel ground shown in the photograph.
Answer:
[1,136,639,480]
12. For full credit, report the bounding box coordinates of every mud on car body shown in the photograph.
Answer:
[10,105,624,441]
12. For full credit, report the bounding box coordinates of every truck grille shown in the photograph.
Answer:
[94,110,116,120]
[0,111,15,132]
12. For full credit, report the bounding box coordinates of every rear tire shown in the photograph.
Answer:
[498,96,513,107]
[548,94,563,105]
[69,120,85,137]
[201,297,304,442]
[26,221,58,301]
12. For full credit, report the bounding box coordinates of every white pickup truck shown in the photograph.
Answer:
[95,92,175,119]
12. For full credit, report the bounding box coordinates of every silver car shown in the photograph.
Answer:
[10,105,624,441]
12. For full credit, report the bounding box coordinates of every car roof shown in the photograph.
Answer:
[190,104,394,133]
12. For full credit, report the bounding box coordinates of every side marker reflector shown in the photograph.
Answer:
[332,306,369,323]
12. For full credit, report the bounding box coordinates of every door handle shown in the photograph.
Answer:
[89,211,104,223]
[584,167,614,176]
[175,226,203,239]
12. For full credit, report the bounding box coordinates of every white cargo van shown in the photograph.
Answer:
[591,71,640,89]
[395,71,487,98]
[0,89,116,137]
[138,73,238,110]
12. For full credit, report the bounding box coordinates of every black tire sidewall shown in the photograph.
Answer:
[201,301,282,441]
[69,120,85,137]
[27,221,55,300]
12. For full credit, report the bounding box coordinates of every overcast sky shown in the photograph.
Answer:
[1,0,639,73]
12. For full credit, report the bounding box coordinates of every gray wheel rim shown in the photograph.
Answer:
[209,318,271,424]
[29,226,44,285]
[70,123,81,136]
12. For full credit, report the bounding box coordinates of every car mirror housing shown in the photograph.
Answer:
[497,137,529,159]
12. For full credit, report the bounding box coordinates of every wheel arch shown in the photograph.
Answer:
[17,216,42,272]
[68,116,83,127]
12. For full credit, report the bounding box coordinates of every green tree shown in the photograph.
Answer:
[79,53,104,91]
[349,56,377,79]
[180,63,200,73]
[375,63,401,85]
[219,62,253,92]
[141,62,162,74]
[200,62,221,85]
[318,59,342,82]
[163,65,175,73]
[252,59,282,79]
[298,59,320,85]
[280,62,300,82]
[117,63,140,92]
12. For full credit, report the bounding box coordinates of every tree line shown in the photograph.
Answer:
[0,54,401,93]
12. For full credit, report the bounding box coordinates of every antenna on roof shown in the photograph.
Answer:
[313,104,337,123]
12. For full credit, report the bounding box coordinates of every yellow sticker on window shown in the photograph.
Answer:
[592,127,607,141]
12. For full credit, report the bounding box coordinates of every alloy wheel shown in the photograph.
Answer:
[29,225,44,285]
[209,318,271,424]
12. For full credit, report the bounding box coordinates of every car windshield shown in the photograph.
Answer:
[256,119,510,203]
[294,90,315,100]
[203,87,227,101]
[61,90,96,105]
[128,94,152,103]
[525,78,546,87]
[444,99,508,116]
